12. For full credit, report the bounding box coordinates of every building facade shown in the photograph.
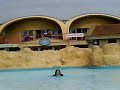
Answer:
[0,14,120,51]
[86,24,120,48]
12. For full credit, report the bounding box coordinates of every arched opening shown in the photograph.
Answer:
[1,17,63,44]
[69,15,120,41]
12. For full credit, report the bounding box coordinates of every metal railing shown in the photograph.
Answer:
[22,34,63,42]
[0,33,86,44]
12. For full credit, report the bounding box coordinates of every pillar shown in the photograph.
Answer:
[4,48,9,51]
[99,40,108,48]
[52,47,55,50]
[38,47,41,51]
[33,30,36,40]
[87,40,94,48]
[116,39,120,43]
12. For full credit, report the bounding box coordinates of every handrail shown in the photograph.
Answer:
[0,33,86,44]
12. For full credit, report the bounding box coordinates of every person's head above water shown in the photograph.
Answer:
[53,69,63,76]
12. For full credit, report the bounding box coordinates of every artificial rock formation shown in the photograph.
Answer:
[92,43,120,66]
[0,46,92,68]
[0,43,120,69]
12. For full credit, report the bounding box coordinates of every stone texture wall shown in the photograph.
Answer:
[1,43,120,69]
[92,43,120,66]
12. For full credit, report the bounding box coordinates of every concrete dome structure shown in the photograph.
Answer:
[65,13,120,33]
[0,14,120,51]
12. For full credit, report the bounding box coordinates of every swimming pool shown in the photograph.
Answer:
[0,66,120,90]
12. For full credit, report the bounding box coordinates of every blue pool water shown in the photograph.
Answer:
[0,66,120,90]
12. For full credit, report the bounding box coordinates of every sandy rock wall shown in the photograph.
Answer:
[58,46,92,66]
[0,43,120,69]
[91,45,104,66]
[0,46,92,68]
[92,43,120,66]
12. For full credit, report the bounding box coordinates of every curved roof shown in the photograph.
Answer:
[0,15,64,33]
[1,14,120,34]
[65,13,120,30]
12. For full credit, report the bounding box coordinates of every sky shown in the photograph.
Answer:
[0,0,120,23]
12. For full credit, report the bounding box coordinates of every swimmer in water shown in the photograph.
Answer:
[53,69,63,76]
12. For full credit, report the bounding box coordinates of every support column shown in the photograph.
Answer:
[38,47,41,51]
[116,39,120,43]
[4,48,9,51]
[99,40,108,48]
[52,47,55,50]
[87,40,94,48]
[33,30,36,40]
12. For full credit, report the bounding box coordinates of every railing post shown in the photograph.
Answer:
[33,30,36,40]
